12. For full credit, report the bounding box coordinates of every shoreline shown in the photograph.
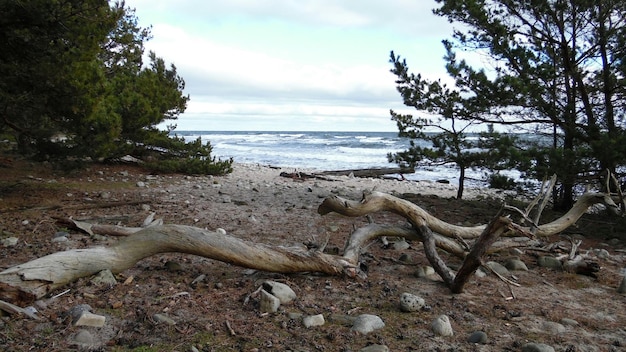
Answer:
[222,162,517,201]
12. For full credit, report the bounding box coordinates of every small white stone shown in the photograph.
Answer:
[259,289,280,313]
[432,314,453,337]
[399,292,425,312]
[302,314,325,328]
[74,312,106,327]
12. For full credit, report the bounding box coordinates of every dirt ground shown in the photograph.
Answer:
[0,160,625,351]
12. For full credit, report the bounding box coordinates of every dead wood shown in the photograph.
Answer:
[318,191,617,238]
[0,225,354,305]
[318,167,415,178]
[0,189,618,306]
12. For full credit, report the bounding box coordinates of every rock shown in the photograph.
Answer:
[618,276,626,294]
[351,314,385,334]
[504,258,528,271]
[51,236,68,243]
[521,342,555,352]
[302,314,325,328]
[153,313,176,325]
[485,261,510,275]
[136,181,146,188]
[467,331,488,344]
[360,345,389,352]
[67,304,92,322]
[431,314,453,337]
[560,318,579,326]
[263,281,296,304]
[593,248,610,259]
[164,260,183,272]
[399,292,425,312]
[75,312,106,327]
[537,256,562,269]
[54,231,69,238]
[90,269,117,286]
[259,289,280,313]
[542,321,566,334]
[1,237,18,247]
[390,239,410,250]
[415,265,435,278]
[72,329,95,346]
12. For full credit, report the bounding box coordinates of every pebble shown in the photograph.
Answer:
[618,276,626,294]
[90,269,117,286]
[467,331,488,344]
[75,312,106,327]
[351,314,385,334]
[537,256,562,269]
[415,265,435,278]
[54,231,69,238]
[262,281,296,304]
[153,313,176,325]
[504,258,528,271]
[560,318,579,326]
[67,304,93,322]
[431,314,453,337]
[1,237,18,247]
[51,236,68,243]
[164,261,183,272]
[542,321,566,334]
[360,345,389,352]
[302,314,325,328]
[72,329,95,346]
[399,292,425,312]
[521,342,555,352]
[485,261,510,275]
[136,181,146,188]
[259,289,280,313]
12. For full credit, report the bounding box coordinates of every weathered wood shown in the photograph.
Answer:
[318,167,414,178]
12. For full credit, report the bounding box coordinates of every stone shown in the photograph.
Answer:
[1,237,18,247]
[90,269,117,286]
[485,261,509,275]
[54,231,69,238]
[390,239,410,250]
[431,314,453,337]
[259,289,280,313]
[537,256,562,269]
[399,292,425,312]
[263,281,296,304]
[67,304,93,322]
[360,345,389,352]
[136,181,146,188]
[75,312,106,327]
[164,261,183,272]
[153,313,176,325]
[618,276,626,294]
[542,321,566,334]
[504,258,528,271]
[415,265,435,278]
[521,343,555,352]
[351,314,385,334]
[302,314,325,328]
[72,329,95,346]
[560,318,579,326]
[467,331,488,344]
[51,236,68,243]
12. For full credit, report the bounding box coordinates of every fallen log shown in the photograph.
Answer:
[318,167,415,178]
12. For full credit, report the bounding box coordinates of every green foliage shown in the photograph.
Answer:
[0,1,229,175]
[144,137,233,176]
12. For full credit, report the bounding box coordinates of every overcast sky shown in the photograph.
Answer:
[124,0,457,132]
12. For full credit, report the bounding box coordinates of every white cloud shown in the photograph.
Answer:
[126,0,455,131]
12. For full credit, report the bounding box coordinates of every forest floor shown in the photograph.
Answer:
[0,159,625,351]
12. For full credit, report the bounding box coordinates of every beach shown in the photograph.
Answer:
[1,160,624,351]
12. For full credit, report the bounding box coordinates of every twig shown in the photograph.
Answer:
[50,289,70,299]
[225,320,236,336]
[0,299,40,320]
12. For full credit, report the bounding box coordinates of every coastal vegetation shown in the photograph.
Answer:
[0,0,232,175]
[389,0,626,209]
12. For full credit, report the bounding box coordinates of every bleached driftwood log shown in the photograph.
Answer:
[0,191,617,305]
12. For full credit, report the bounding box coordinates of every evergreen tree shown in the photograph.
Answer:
[391,0,626,209]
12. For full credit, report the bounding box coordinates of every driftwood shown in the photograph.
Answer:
[280,167,414,181]
[0,190,618,306]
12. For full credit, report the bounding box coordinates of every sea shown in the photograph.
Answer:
[174,130,506,187]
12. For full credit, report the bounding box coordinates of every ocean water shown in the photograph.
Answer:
[175,130,495,186]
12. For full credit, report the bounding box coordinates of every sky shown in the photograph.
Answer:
[124,0,458,132]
